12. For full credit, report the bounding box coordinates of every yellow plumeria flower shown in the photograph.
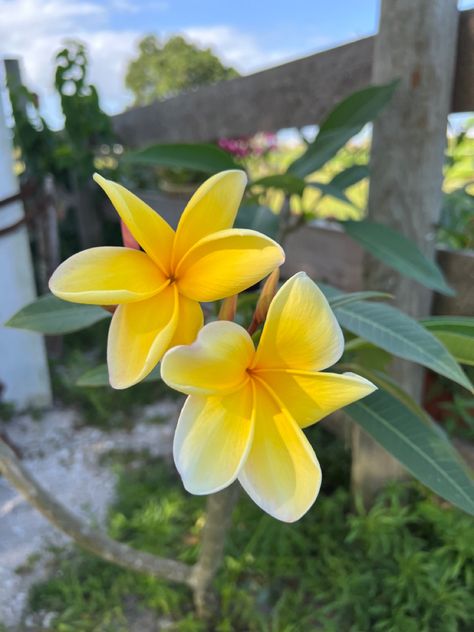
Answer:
[161,272,376,522]
[49,171,284,389]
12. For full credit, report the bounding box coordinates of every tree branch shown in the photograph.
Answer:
[0,435,192,586]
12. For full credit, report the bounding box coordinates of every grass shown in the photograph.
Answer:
[26,428,474,631]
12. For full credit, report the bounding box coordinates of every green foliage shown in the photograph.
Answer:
[287,81,398,177]
[124,143,240,173]
[235,204,280,240]
[419,319,474,366]
[125,35,239,106]
[439,122,474,250]
[343,219,454,296]
[327,290,393,309]
[28,440,474,631]
[346,389,474,516]
[6,80,60,178]
[55,40,113,181]
[439,187,474,250]
[4,294,110,334]
[76,363,161,387]
[49,322,173,428]
[322,285,472,391]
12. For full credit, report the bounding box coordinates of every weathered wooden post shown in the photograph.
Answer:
[0,72,52,408]
[352,0,459,499]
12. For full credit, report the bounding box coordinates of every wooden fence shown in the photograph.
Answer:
[112,8,474,145]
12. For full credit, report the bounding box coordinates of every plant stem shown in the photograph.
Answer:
[190,484,240,617]
[0,435,192,586]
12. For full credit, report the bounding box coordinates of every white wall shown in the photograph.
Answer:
[0,77,52,409]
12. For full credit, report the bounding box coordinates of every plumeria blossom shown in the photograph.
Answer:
[161,273,376,522]
[49,171,284,389]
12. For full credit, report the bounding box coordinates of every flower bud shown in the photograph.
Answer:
[255,268,280,324]
[121,219,140,250]
[218,295,238,321]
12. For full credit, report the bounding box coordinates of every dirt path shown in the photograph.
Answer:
[0,402,178,629]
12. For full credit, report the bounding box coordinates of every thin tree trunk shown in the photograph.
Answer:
[352,0,459,501]
[190,484,240,617]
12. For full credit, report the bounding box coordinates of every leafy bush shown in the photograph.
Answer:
[28,431,473,631]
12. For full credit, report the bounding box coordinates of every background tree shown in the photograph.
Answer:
[125,35,239,106]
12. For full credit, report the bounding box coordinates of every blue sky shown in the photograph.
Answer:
[1,0,473,127]
[110,0,380,52]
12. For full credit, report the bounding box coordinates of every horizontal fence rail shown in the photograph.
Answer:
[113,9,474,147]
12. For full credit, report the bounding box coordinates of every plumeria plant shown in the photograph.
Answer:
[3,84,474,617]
[48,170,375,521]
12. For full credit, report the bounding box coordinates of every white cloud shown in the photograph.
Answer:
[181,25,295,74]
[0,0,325,128]
[0,0,139,126]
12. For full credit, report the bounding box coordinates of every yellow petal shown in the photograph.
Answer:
[257,370,377,428]
[94,173,175,275]
[49,247,168,305]
[253,272,344,372]
[172,170,247,266]
[168,294,204,348]
[239,379,321,522]
[173,384,254,494]
[161,321,254,396]
[107,285,178,389]
[175,229,285,302]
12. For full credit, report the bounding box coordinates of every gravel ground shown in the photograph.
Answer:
[0,401,179,630]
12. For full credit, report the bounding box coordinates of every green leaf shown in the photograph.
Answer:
[430,332,474,367]
[4,294,110,334]
[328,291,393,309]
[420,317,474,365]
[309,182,351,204]
[321,285,472,392]
[251,174,306,196]
[343,220,455,296]
[235,204,279,239]
[420,316,474,335]
[330,164,369,190]
[122,142,240,173]
[77,364,161,387]
[341,362,432,425]
[288,82,397,177]
[346,389,474,516]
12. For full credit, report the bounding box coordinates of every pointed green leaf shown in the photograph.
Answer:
[420,316,474,335]
[321,285,472,392]
[122,142,240,173]
[77,363,161,387]
[235,204,279,239]
[430,332,474,367]
[341,362,432,425]
[251,174,306,196]
[309,182,351,204]
[330,164,369,190]
[343,220,455,296]
[346,389,474,516]
[420,317,474,366]
[288,82,398,177]
[5,294,110,334]
[328,290,392,309]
